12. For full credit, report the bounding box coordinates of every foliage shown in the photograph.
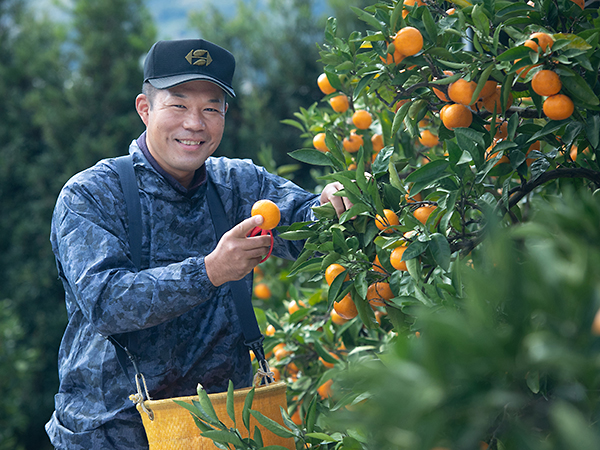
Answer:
[186,1,600,450]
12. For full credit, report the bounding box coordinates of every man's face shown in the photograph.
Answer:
[135,80,228,187]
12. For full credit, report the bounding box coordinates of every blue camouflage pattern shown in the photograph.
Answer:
[46,139,319,449]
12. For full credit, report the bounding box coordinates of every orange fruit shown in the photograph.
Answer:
[251,199,281,230]
[486,140,509,166]
[531,70,562,97]
[523,39,539,52]
[291,409,302,425]
[482,87,513,114]
[543,94,574,121]
[312,133,329,152]
[273,343,290,361]
[479,80,498,99]
[570,0,584,8]
[352,110,372,129]
[390,246,408,271]
[442,103,473,130]
[330,308,348,325]
[319,352,339,369]
[329,94,349,113]
[254,283,271,299]
[342,131,364,153]
[372,255,386,274]
[375,209,400,233]
[526,140,541,166]
[485,121,508,139]
[333,293,358,320]
[317,379,333,399]
[367,282,394,307]
[394,99,410,112]
[371,134,384,153]
[265,324,276,336]
[432,70,454,102]
[317,73,336,95]
[446,7,456,14]
[406,191,422,203]
[418,129,439,147]
[448,78,478,105]
[529,32,554,53]
[414,205,437,225]
[592,308,600,335]
[381,46,405,65]
[270,367,281,381]
[325,263,349,285]
[288,300,307,315]
[394,26,424,56]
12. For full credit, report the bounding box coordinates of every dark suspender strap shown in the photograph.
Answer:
[109,154,143,387]
[205,178,270,376]
[114,155,142,270]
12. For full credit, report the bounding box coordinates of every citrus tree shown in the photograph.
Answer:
[187,1,600,449]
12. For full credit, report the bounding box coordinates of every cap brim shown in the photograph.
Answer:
[148,74,236,97]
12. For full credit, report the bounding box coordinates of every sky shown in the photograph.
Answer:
[29,0,329,40]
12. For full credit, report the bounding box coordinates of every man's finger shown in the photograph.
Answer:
[233,215,264,237]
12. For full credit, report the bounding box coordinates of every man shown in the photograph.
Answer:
[46,39,350,449]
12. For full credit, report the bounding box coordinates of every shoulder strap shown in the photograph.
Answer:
[110,154,143,389]
[114,155,142,270]
[206,178,271,381]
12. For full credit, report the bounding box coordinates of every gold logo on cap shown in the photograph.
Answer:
[185,49,213,66]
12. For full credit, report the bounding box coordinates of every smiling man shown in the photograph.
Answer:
[46,39,349,450]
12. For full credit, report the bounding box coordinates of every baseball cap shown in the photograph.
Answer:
[143,39,236,97]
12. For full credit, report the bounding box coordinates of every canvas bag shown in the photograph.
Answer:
[111,155,292,449]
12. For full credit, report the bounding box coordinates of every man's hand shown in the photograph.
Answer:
[320,181,354,218]
[205,215,273,287]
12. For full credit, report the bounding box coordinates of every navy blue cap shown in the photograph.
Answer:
[143,39,236,97]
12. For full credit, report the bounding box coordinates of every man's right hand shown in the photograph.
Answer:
[205,215,273,287]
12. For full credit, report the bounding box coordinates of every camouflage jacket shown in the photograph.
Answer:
[45,138,319,449]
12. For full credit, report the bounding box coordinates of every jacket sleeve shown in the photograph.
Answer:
[51,166,217,336]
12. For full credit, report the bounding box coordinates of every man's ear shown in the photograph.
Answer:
[135,94,150,126]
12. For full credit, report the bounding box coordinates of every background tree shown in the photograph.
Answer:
[0,0,154,448]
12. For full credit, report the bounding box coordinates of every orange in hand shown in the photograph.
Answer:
[251,199,281,230]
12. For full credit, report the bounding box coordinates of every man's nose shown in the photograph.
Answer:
[184,110,206,130]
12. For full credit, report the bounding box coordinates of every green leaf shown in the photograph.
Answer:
[550,402,600,450]
[454,128,485,167]
[305,395,318,433]
[471,64,494,105]
[392,100,411,135]
[249,410,295,439]
[340,203,371,224]
[253,426,264,448]
[201,430,245,447]
[278,230,315,240]
[587,115,600,149]
[288,149,333,166]
[558,66,600,106]
[242,387,255,431]
[350,6,385,32]
[422,7,437,44]
[226,380,236,428]
[353,74,376,100]
[429,233,451,271]
[197,386,220,424]
[496,45,533,62]
[404,159,450,196]
[526,370,540,394]
[305,432,338,443]
[402,240,428,261]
